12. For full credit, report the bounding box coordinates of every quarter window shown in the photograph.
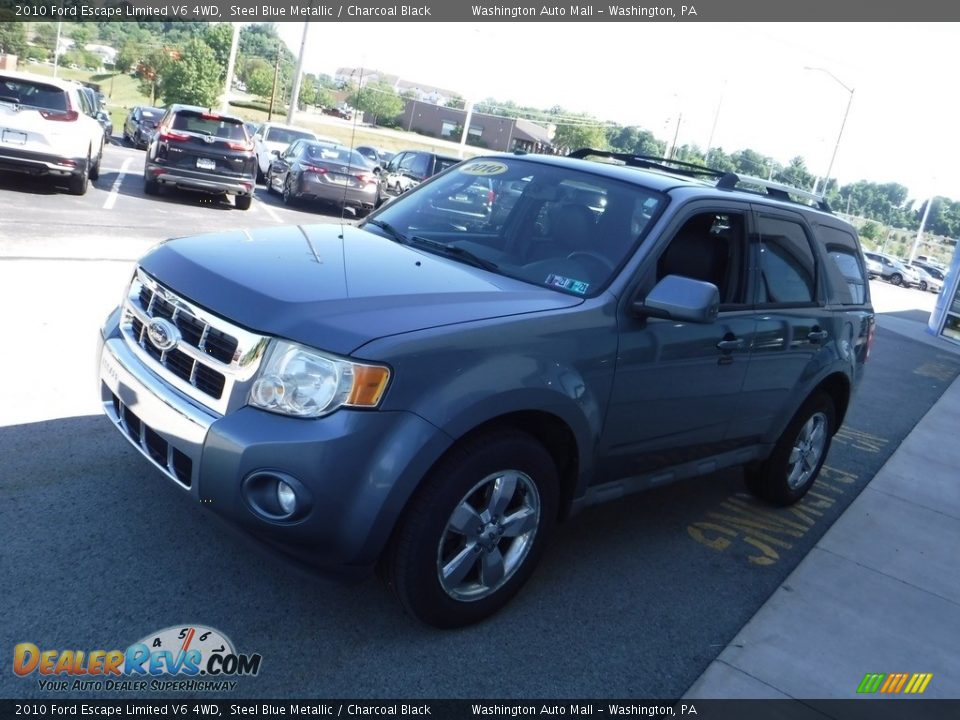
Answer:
[757,216,817,305]
[818,226,867,305]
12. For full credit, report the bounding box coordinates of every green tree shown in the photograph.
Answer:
[246,66,274,99]
[203,23,233,81]
[0,23,27,56]
[114,41,139,74]
[136,48,174,105]
[159,39,221,107]
[552,121,607,153]
[313,85,335,109]
[347,81,403,126]
[298,73,316,109]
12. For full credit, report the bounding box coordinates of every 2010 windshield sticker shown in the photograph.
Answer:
[460,161,509,176]
[546,274,590,295]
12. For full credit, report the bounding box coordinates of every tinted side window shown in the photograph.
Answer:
[409,153,430,178]
[657,211,750,307]
[757,216,817,305]
[818,226,867,305]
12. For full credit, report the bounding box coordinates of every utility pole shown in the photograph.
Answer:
[286,23,309,125]
[909,197,934,264]
[52,21,62,78]
[267,44,281,123]
[221,23,241,113]
[458,100,474,159]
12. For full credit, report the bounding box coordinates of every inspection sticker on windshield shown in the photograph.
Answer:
[546,274,590,294]
[460,161,508,176]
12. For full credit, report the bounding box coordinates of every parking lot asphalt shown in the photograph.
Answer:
[1,143,958,699]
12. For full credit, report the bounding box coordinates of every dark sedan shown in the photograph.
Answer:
[267,140,379,216]
[124,106,164,149]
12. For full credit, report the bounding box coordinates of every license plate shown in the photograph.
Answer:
[328,175,350,186]
[196,158,216,170]
[1,129,27,145]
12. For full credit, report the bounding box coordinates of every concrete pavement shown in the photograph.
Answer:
[685,306,960,699]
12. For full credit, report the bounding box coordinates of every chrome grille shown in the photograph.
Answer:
[120,268,269,415]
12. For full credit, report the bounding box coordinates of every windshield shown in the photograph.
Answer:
[366,157,666,296]
[171,111,246,140]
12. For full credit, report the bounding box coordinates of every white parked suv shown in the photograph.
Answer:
[252,122,332,179]
[0,70,105,195]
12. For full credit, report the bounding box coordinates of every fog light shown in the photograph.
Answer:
[277,481,297,515]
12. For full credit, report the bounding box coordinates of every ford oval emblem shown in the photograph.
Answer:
[146,318,181,352]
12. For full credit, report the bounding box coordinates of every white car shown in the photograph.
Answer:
[0,70,105,195]
[252,122,333,179]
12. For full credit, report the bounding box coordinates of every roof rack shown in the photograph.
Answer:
[568,147,832,213]
[717,173,832,212]
[567,148,731,182]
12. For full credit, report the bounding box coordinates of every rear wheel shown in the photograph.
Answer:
[234,194,252,211]
[745,393,835,506]
[67,154,90,196]
[919,280,928,292]
[89,144,102,181]
[382,431,558,628]
[890,273,903,286]
[143,174,159,196]
[282,176,297,206]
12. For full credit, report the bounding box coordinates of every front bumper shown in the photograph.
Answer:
[97,317,450,574]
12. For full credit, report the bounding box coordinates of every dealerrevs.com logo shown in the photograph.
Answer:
[12,625,262,692]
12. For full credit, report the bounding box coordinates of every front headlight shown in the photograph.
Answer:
[248,340,390,418]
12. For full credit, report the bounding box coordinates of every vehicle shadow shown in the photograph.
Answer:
[0,173,60,196]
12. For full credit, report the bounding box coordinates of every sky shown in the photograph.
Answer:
[277,22,960,203]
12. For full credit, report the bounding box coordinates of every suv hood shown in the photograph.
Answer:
[138,224,582,355]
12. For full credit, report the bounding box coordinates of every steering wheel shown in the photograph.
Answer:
[566,251,616,274]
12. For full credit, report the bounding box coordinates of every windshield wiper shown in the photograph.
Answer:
[406,236,499,272]
[364,219,409,245]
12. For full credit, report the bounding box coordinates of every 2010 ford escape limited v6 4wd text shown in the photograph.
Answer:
[98,150,875,627]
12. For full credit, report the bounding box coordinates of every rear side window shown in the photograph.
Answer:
[818,225,867,305]
[0,77,67,111]
[435,157,459,174]
[757,216,818,305]
[171,111,246,141]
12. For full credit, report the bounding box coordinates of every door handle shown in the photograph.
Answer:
[716,337,745,351]
[808,329,829,343]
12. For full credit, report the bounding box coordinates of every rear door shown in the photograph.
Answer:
[732,208,831,440]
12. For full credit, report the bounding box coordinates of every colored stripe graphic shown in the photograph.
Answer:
[905,674,933,694]
[857,672,933,694]
[857,673,885,693]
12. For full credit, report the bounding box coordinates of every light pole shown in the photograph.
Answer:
[805,66,854,196]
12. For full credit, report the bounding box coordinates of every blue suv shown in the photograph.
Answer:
[98,150,875,627]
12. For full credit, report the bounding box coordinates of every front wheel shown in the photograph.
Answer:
[890,273,903,286]
[745,393,835,506]
[382,431,558,628]
[282,176,297,205]
[919,281,928,292]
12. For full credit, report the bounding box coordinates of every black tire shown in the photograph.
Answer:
[143,174,159,196]
[67,154,90,196]
[89,145,102,181]
[265,172,276,195]
[282,176,297,206]
[919,281,928,292]
[235,194,252,211]
[382,430,558,628]
[745,393,835,506]
[890,273,903,286]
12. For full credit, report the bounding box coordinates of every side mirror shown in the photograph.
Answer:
[373,166,382,174]
[271,149,280,157]
[632,275,719,324]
